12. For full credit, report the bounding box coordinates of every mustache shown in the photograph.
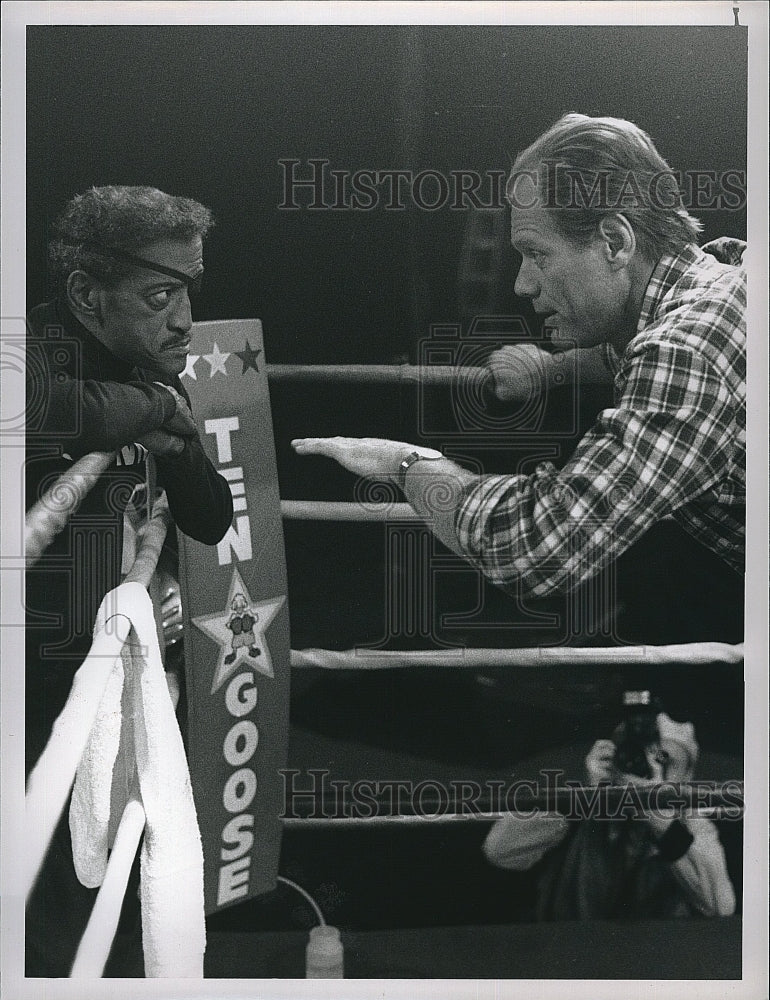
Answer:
[162,336,191,350]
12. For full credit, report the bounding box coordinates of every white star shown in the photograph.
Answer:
[191,567,286,693]
[203,342,231,377]
[181,353,200,380]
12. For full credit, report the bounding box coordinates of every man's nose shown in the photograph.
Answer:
[514,258,539,299]
[168,289,193,333]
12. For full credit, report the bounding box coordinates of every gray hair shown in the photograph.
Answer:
[507,113,702,260]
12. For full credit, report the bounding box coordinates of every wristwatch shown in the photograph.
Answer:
[397,450,442,492]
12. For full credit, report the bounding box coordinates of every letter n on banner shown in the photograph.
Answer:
[176,318,290,914]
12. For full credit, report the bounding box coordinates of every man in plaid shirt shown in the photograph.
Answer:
[292,115,745,616]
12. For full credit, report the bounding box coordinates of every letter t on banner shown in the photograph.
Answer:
[177,318,291,915]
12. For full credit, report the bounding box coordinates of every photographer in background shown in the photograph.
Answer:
[482,695,736,920]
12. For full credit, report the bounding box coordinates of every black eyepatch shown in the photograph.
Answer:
[86,245,203,297]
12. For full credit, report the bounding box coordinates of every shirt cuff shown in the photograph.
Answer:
[153,382,181,422]
[602,341,621,377]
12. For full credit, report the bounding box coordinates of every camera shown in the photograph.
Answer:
[611,691,668,779]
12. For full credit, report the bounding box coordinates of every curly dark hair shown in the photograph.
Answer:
[48,185,214,291]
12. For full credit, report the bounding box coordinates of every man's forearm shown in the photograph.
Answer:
[157,437,234,544]
[483,812,570,870]
[28,370,177,456]
[647,814,735,917]
[401,457,478,556]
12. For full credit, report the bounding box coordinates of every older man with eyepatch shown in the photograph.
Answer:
[25,185,233,976]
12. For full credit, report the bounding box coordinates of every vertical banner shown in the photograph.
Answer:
[177,319,290,915]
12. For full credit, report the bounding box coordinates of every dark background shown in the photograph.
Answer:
[28,24,746,950]
[27,25,747,361]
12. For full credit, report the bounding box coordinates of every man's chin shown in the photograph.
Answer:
[151,357,187,378]
[548,325,580,350]
[549,325,604,351]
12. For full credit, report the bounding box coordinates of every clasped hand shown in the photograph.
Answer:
[139,385,198,457]
[486,344,552,402]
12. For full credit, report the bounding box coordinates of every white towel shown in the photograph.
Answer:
[70,581,206,977]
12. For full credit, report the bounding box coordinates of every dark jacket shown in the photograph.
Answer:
[25,299,233,684]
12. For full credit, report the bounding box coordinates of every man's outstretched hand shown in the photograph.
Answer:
[291,436,441,480]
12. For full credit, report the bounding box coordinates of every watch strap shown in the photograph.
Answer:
[398,451,442,492]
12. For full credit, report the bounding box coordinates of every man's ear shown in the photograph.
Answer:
[597,213,636,270]
[66,270,103,321]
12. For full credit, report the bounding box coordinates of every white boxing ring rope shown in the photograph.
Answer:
[24,450,115,565]
[23,393,744,973]
[280,776,744,827]
[290,641,744,670]
[69,793,146,978]
[280,502,743,666]
[282,499,419,522]
[27,470,744,668]
[25,494,171,914]
[282,805,743,829]
[281,809,741,828]
[267,363,485,387]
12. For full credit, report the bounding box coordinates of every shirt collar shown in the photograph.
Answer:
[55,298,139,381]
[635,242,703,336]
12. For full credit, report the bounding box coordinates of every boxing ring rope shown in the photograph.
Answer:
[24,450,115,565]
[267,363,486,387]
[290,641,744,669]
[283,495,742,668]
[23,443,744,842]
[27,470,743,665]
[69,793,146,978]
[25,495,170,895]
[282,499,419,522]
[24,441,745,812]
[23,360,745,972]
[281,807,741,828]
[25,490,172,976]
[281,781,744,827]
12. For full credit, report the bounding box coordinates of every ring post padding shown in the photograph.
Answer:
[178,319,291,915]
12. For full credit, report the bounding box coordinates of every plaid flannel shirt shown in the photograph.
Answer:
[454,238,746,597]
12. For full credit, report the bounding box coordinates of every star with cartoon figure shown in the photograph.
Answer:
[191,567,285,693]
[234,340,262,375]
